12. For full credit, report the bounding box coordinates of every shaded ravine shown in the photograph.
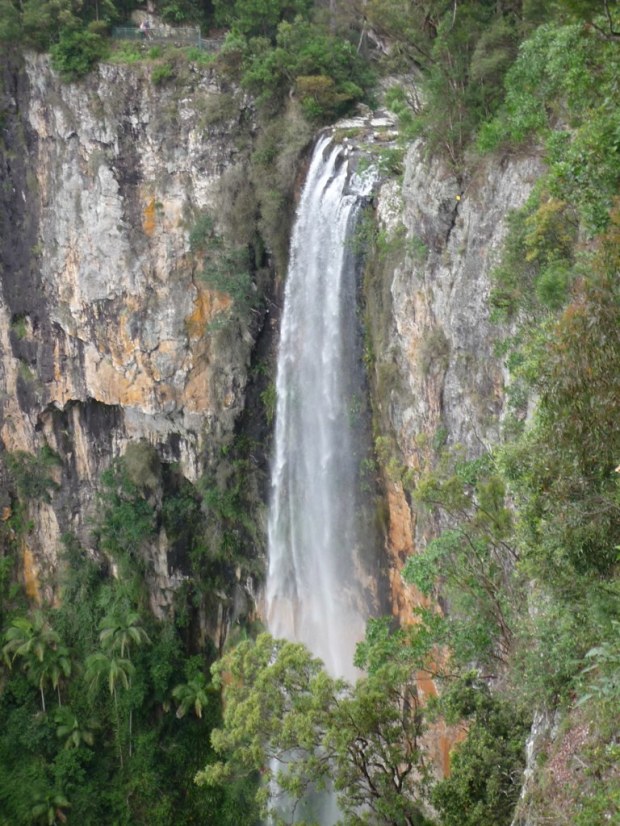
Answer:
[265,134,377,822]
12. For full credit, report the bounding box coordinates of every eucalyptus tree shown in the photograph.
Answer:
[196,633,433,825]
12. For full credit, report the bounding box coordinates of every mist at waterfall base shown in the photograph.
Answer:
[265,135,377,824]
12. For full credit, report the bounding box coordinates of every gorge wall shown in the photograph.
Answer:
[0,52,541,651]
[0,53,265,628]
[368,139,541,625]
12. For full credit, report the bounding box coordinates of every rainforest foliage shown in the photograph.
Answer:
[1,0,619,824]
[0,442,262,824]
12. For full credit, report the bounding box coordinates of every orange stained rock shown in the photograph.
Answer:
[387,480,414,558]
[143,197,157,236]
[384,479,465,778]
[385,480,432,623]
[183,361,212,413]
[186,286,232,339]
[88,357,150,407]
[22,544,41,603]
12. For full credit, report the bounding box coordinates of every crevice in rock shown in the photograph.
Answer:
[444,194,462,246]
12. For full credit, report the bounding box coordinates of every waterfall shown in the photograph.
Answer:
[265,135,376,821]
[266,134,375,678]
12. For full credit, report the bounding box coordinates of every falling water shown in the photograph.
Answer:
[266,135,376,821]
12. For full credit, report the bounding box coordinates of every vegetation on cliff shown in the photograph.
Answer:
[0,442,261,824]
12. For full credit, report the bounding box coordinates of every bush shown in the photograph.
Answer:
[50,27,108,81]
[5,446,62,504]
[96,454,157,570]
[295,74,358,122]
[151,61,175,85]
[189,210,255,321]
[432,677,529,826]
[241,18,374,119]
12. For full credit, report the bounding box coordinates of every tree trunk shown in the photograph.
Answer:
[114,690,124,769]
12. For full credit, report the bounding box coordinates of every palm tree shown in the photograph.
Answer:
[54,706,97,749]
[99,609,150,658]
[30,788,70,825]
[172,673,211,719]
[85,649,134,768]
[98,607,150,757]
[84,649,134,698]
[2,613,71,712]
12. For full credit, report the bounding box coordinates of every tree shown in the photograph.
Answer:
[54,706,97,749]
[21,0,80,50]
[431,674,529,826]
[93,606,150,759]
[402,453,518,668]
[99,608,151,659]
[84,649,134,767]
[84,649,135,698]
[30,788,71,826]
[2,613,71,712]
[172,673,211,719]
[0,0,21,42]
[558,0,620,38]
[196,633,432,825]
[212,0,313,40]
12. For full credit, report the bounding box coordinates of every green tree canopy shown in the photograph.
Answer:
[196,632,433,825]
[212,0,313,39]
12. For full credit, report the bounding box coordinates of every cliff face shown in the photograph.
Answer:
[0,53,263,617]
[369,139,542,625]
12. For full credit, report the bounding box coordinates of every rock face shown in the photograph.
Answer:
[0,53,262,616]
[359,135,543,781]
[370,138,543,621]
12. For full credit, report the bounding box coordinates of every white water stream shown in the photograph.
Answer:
[265,135,376,822]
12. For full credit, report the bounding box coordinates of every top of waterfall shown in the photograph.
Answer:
[331,109,397,132]
[328,110,399,152]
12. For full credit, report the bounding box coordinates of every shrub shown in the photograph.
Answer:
[295,74,358,122]
[432,676,529,826]
[5,446,62,504]
[190,210,255,320]
[417,326,450,376]
[50,27,108,81]
[151,62,174,85]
